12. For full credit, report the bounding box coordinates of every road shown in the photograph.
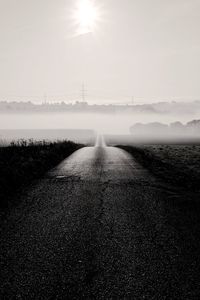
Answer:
[1,138,200,299]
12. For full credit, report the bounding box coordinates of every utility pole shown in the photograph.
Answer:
[44,93,47,104]
[81,83,86,102]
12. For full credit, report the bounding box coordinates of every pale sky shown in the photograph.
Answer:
[0,0,200,103]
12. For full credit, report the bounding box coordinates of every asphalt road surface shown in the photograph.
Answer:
[1,138,200,299]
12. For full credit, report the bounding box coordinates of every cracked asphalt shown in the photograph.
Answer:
[1,141,200,299]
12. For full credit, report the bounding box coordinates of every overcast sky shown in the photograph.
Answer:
[0,0,200,103]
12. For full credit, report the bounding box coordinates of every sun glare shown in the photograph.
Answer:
[73,0,99,35]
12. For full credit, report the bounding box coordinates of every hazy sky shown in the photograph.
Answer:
[0,0,200,103]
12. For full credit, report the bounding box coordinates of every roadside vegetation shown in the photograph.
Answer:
[118,145,200,191]
[0,139,83,211]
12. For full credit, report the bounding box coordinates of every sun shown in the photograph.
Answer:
[73,0,99,35]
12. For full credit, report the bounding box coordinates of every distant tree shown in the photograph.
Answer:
[148,122,168,129]
[170,121,184,129]
[170,121,184,131]
[186,120,200,134]
[130,122,168,135]
[187,120,200,128]
[130,123,145,134]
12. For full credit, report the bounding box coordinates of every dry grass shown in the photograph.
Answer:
[118,145,200,190]
[0,139,83,211]
[142,145,200,177]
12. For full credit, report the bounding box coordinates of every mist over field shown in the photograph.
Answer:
[0,112,180,134]
[0,100,200,137]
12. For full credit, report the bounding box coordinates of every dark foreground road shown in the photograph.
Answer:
[1,140,200,299]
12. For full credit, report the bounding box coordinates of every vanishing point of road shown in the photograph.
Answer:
[1,137,200,299]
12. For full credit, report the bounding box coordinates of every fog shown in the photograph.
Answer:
[0,112,198,135]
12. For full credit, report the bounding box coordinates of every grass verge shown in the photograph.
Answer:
[118,145,200,191]
[0,139,83,211]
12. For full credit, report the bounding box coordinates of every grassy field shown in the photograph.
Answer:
[0,139,83,211]
[118,145,200,190]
